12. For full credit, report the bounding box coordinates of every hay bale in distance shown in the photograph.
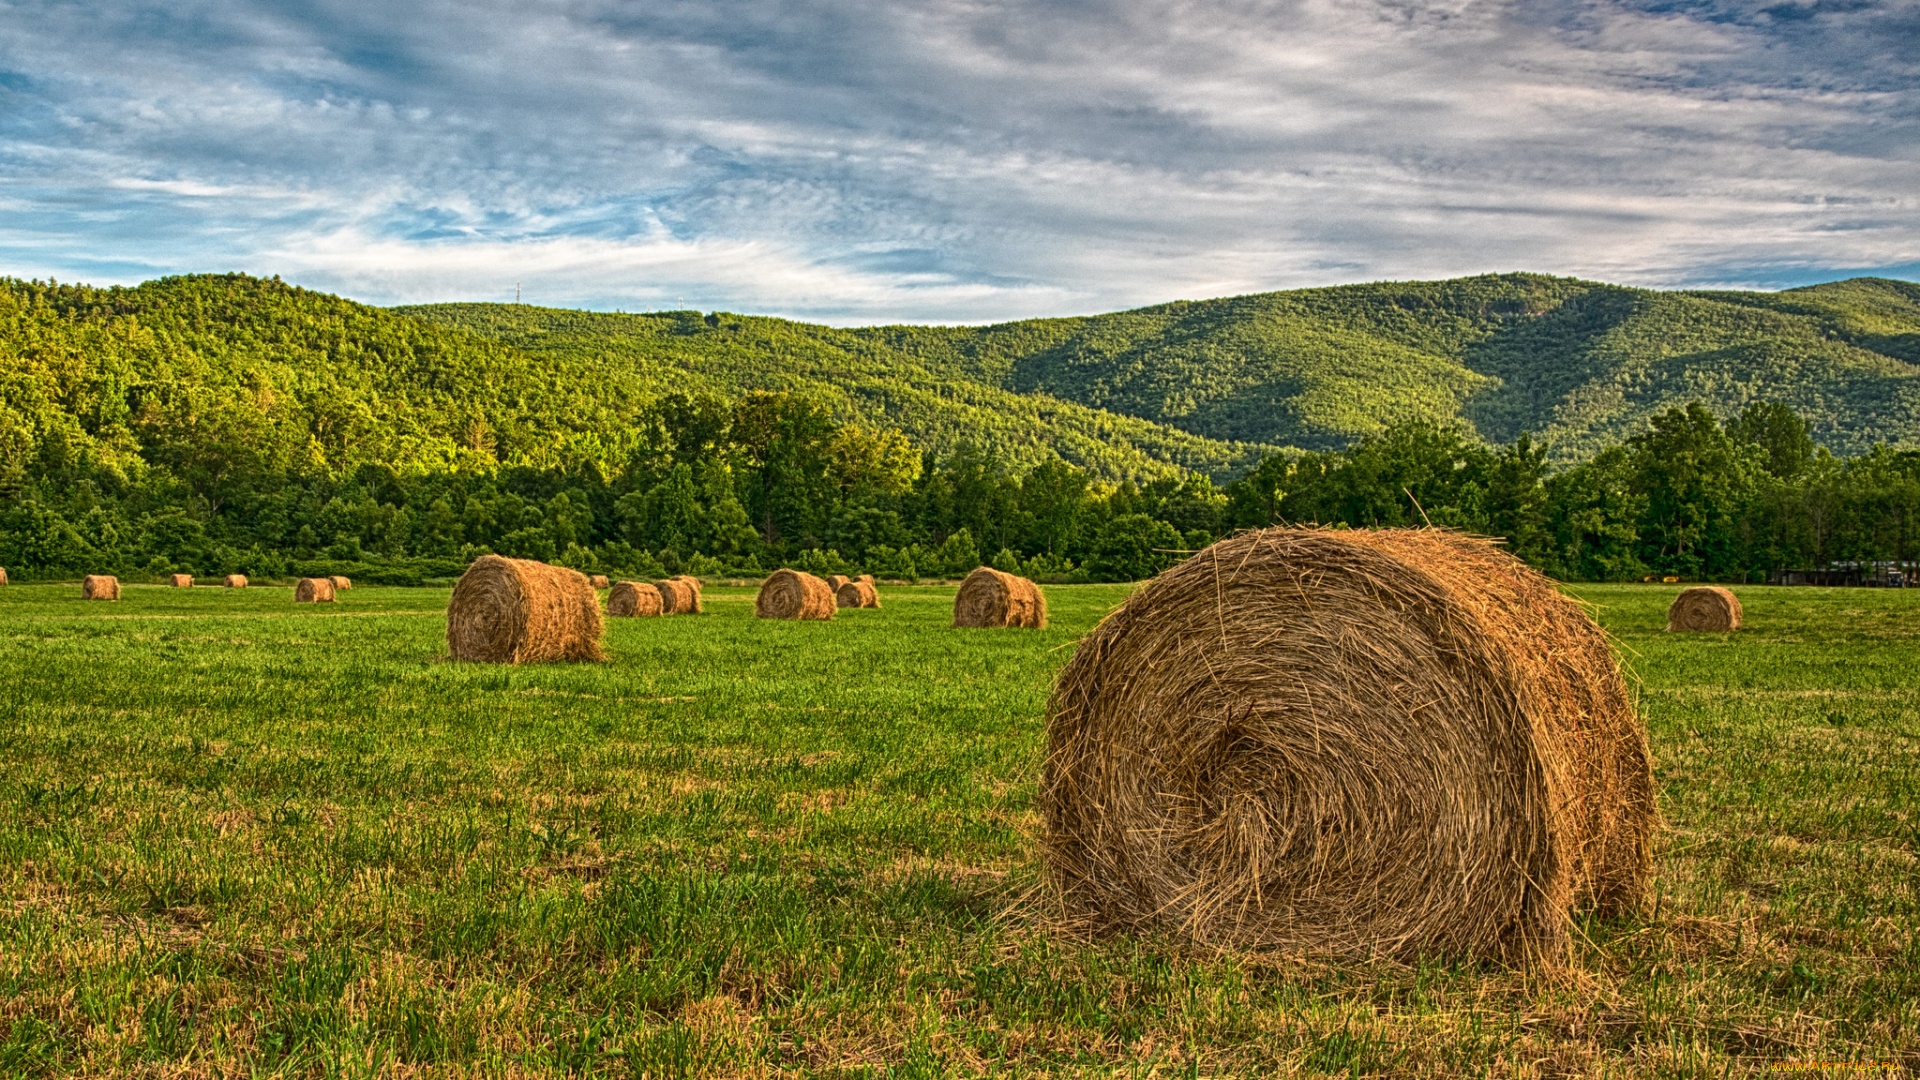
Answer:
[329,576,353,591]
[0,567,8,585]
[589,574,610,589]
[224,574,248,589]
[827,574,850,593]
[170,574,194,588]
[1666,586,1742,632]
[294,577,337,603]
[82,575,120,601]
[952,567,1046,628]
[446,555,606,664]
[1042,527,1655,963]
[655,578,700,615]
[673,575,704,613]
[607,580,664,617]
[835,579,881,609]
[755,568,836,620]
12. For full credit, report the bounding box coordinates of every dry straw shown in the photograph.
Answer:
[655,578,700,615]
[607,580,664,617]
[295,577,337,603]
[1042,527,1655,964]
[827,574,850,593]
[1666,586,1741,632]
[953,567,1047,628]
[82,575,120,600]
[836,579,881,609]
[329,576,353,591]
[0,567,8,585]
[170,574,193,588]
[755,568,836,620]
[225,574,248,588]
[446,555,606,664]
[674,575,705,613]
[589,574,610,589]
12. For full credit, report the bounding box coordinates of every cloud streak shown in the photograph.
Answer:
[0,0,1914,321]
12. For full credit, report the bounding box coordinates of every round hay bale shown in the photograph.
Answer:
[1666,586,1741,632]
[827,574,850,593]
[170,574,193,588]
[329,576,353,591]
[755,568,836,620]
[835,579,881,609]
[82,575,120,601]
[673,575,705,613]
[608,580,664,617]
[952,567,1047,628]
[655,578,700,615]
[589,574,610,589]
[857,574,874,586]
[447,555,606,664]
[0,567,8,585]
[1042,527,1655,963]
[294,577,336,603]
[224,574,248,589]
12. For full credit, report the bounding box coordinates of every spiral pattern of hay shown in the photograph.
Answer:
[755,568,836,620]
[1043,528,1655,963]
[607,580,663,617]
[589,574,610,589]
[835,579,881,609]
[1666,586,1742,632]
[446,555,606,664]
[655,578,700,615]
[329,576,353,591]
[170,574,193,588]
[82,575,120,600]
[952,567,1047,628]
[224,574,248,588]
[295,577,336,603]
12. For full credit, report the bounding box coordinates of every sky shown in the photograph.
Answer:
[0,0,1916,324]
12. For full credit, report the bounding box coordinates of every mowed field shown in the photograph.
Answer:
[0,581,1914,1078]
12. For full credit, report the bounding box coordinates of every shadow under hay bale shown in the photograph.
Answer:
[1666,586,1741,632]
[170,574,193,588]
[953,567,1047,628]
[608,580,663,617]
[295,577,336,603]
[82,575,119,600]
[329,576,353,591]
[655,578,699,615]
[1042,527,1656,964]
[755,569,835,620]
[224,574,247,588]
[835,579,881,609]
[447,555,605,664]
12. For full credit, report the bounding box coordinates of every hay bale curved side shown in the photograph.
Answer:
[170,574,193,587]
[654,578,698,615]
[589,574,610,589]
[608,580,664,617]
[447,555,606,664]
[755,569,836,620]
[835,580,880,609]
[827,574,850,594]
[295,577,336,603]
[82,575,119,600]
[224,574,247,588]
[672,575,704,613]
[1666,586,1741,632]
[953,567,1045,628]
[1042,527,1654,963]
[0,567,9,585]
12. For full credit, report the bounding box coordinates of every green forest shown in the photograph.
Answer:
[5,271,1920,586]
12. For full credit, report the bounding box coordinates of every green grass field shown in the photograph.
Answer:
[1,581,1914,1077]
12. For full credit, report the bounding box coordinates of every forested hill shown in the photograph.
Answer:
[411,273,1920,461]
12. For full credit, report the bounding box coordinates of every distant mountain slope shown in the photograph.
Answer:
[395,304,1274,479]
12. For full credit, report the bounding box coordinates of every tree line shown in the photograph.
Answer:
[3,386,1913,585]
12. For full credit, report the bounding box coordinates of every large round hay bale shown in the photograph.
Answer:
[294,577,336,603]
[827,574,850,593]
[589,574,610,589]
[953,567,1047,628]
[1666,586,1741,632]
[755,569,836,620]
[655,578,699,615]
[329,575,353,591]
[608,580,664,617]
[82,575,120,600]
[169,574,193,588]
[447,555,606,664]
[224,574,247,589]
[835,579,881,609]
[1042,528,1655,963]
[0,567,8,585]
[673,575,704,613]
